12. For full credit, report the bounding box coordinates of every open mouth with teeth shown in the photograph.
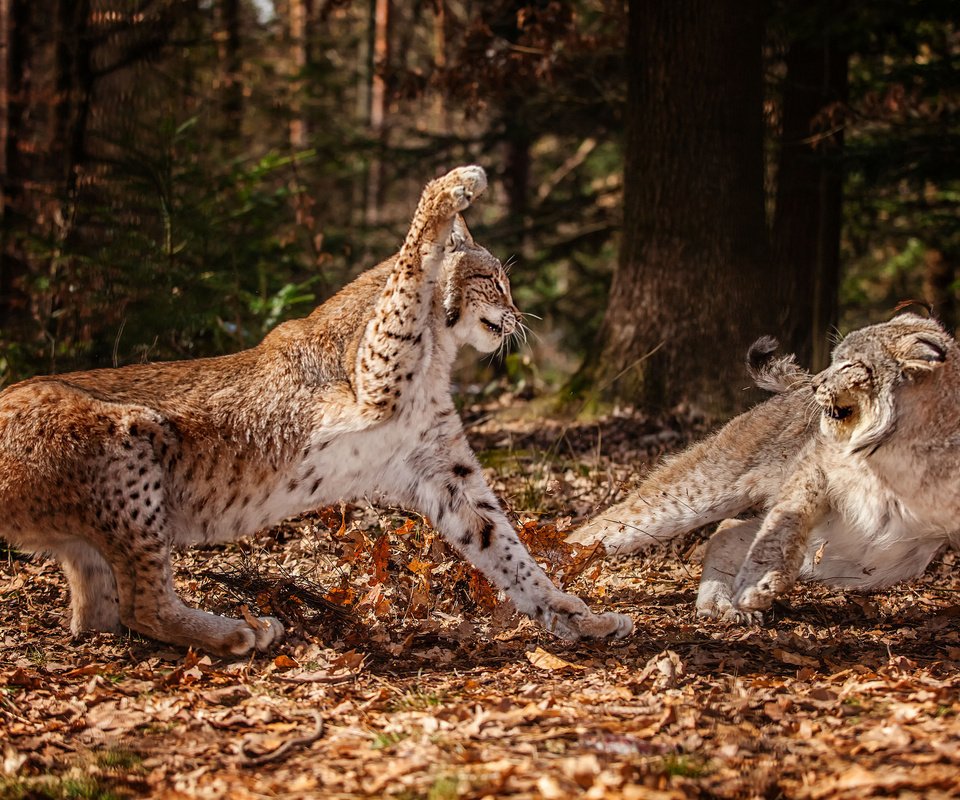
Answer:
[825,405,854,421]
[480,317,503,335]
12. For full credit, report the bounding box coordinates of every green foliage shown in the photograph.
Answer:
[426,775,461,800]
[94,749,142,772]
[371,730,409,750]
[840,12,960,330]
[0,776,122,800]
[79,122,326,362]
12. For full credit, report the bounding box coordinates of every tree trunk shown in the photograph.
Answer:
[582,0,773,417]
[216,0,243,136]
[288,0,307,148]
[772,38,848,370]
[431,0,446,131]
[0,0,32,339]
[364,0,389,225]
[55,0,93,199]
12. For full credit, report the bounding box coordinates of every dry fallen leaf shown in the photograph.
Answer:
[525,647,586,672]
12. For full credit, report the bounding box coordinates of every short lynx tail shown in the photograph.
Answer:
[747,336,810,394]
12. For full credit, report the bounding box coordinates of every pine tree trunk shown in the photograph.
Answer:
[288,0,307,148]
[772,38,848,370]
[583,0,773,417]
[365,0,390,225]
[216,0,243,136]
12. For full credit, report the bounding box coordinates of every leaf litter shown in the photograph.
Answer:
[0,404,958,799]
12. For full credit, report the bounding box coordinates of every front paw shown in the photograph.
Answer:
[424,165,487,218]
[697,600,764,625]
[733,569,792,611]
[697,580,762,624]
[542,594,633,640]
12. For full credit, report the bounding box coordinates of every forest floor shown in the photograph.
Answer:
[1,402,959,800]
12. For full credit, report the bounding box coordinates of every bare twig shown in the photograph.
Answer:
[238,711,325,766]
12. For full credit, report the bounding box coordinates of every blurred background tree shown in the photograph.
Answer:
[0,0,957,419]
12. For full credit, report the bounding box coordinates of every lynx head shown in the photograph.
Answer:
[441,216,523,354]
[813,313,954,454]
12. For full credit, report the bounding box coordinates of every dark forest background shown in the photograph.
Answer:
[1,0,957,417]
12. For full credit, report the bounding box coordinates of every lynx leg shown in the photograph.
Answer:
[697,518,763,624]
[733,463,827,611]
[354,166,488,419]
[91,424,282,657]
[406,432,633,640]
[55,540,122,634]
[110,535,282,657]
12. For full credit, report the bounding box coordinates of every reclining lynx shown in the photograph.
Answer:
[0,165,632,656]
[571,314,960,621]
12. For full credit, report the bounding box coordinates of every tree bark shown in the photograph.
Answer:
[583,0,773,417]
[216,0,243,136]
[0,0,32,338]
[365,0,390,225]
[772,37,848,370]
[54,0,93,198]
[288,0,307,148]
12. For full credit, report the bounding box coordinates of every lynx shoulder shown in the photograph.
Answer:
[0,166,632,656]
[570,314,960,621]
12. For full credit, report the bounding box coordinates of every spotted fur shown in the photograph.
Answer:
[570,314,960,622]
[0,166,632,656]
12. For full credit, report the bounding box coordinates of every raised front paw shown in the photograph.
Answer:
[541,593,634,640]
[422,165,488,219]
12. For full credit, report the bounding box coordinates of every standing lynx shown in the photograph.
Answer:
[570,314,960,621]
[0,166,632,656]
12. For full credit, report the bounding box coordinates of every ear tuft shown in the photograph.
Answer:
[446,215,474,253]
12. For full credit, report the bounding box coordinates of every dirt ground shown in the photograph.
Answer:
[2,407,959,799]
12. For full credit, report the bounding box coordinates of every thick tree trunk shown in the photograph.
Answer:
[583,0,773,417]
[772,38,848,370]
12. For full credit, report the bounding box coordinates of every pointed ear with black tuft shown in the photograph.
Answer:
[746,335,808,394]
[747,336,780,374]
[895,332,950,375]
[446,215,475,254]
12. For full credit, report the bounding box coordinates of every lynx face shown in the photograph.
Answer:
[813,313,953,454]
[443,242,522,354]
